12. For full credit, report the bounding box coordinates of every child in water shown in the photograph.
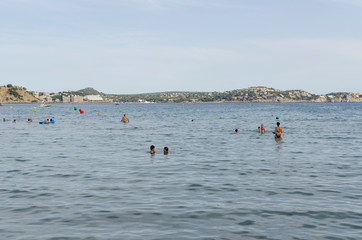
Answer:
[235,129,239,134]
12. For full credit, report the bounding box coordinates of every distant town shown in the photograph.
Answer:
[1,84,362,104]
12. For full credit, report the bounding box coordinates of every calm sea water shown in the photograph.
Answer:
[1,103,362,240]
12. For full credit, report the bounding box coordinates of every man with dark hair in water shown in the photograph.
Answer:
[163,147,168,155]
[273,122,283,139]
[150,145,155,154]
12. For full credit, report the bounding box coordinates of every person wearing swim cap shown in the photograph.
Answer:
[121,113,129,123]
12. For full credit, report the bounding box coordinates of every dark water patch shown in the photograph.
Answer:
[37,192,55,197]
[15,158,30,162]
[50,174,79,178]
[6,169,21,173]
[9,189,30,194]
[340,223,362,229]
[317,189,340,194]
[286,191,314,196]
[265,191,278,196]
[238,220,255,226]
[262,210,362,220]
[343,195,362,199]
[302,224,317,229]
[11,206,45,213]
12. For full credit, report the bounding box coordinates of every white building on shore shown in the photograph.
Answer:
[84,95,104,102]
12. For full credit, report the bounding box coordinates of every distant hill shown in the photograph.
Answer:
[70,87,103,96]
[0,84,39,103]
[1,84,362,103]
[103,86,362,103]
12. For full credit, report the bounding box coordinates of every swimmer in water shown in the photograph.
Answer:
[258,126,261,133]
[235,129,239,134]
[3,118,5,122]
[150,145,155,154]
[163,147,168,155]
[45,119,49,124]
[121,114,129,123]
[273,122,283,139]
[261,124,265,134]
[13,119,16,123]
[27,118,32,123]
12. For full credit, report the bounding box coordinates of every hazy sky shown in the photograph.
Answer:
[1,0,362,94]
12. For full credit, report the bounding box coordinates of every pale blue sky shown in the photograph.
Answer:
[1,0,362,94]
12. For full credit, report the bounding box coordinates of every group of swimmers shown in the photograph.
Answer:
[3,118,54,124]
[235,122,284,139]
[149,145,168,155]
[258,124,266,134]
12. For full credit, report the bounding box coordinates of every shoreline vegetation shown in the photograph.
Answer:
[1,84,362,104]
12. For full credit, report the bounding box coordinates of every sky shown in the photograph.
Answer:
[1,0,362,94]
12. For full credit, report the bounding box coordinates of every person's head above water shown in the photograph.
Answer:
[150,145,155,154]
[277,122,280,126]
[163,147,168,154]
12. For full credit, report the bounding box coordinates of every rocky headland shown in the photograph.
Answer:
[0,85,361,103]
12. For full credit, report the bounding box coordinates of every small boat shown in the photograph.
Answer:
[40,103,51,107]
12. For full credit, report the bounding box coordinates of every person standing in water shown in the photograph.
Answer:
[273,122,283,139]
[121,114,129,123]
[261,124,265,134]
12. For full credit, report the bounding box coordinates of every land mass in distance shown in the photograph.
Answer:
[1,84,362,104]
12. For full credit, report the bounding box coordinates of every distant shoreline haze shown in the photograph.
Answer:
[1,84,362,103]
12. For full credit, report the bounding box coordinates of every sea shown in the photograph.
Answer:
[1,103,361,240]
